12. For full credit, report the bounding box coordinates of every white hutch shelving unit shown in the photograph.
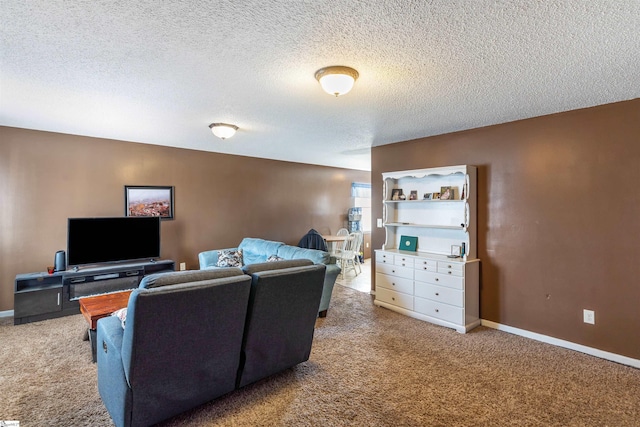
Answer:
[374,165,480,333]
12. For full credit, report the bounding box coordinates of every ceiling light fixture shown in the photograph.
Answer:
[209,123,239,140]
[314,66,359,97]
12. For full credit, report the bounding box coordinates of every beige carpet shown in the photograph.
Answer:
[1,285,639,427]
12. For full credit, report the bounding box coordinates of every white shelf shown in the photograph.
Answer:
[384,222,466,230]
[384,199,465,204]
[376,248,473,262]
[381,165,477,259]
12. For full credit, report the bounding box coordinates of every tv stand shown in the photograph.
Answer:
[14,259,175,325]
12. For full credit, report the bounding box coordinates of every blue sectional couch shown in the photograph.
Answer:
[97,263,326,427]
[198,237,340,317]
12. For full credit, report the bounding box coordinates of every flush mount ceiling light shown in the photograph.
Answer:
[209,123,239,140]
[314,66,359,97]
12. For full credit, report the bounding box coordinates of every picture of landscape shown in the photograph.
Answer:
[125,186,174,219]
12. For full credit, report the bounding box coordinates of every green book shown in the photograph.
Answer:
[399,235,417,251]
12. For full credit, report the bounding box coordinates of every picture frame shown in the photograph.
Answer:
[432,192,441,200]
[409,190,418,200]
[125,185,174,220]
[440,186,453,200]
[423,193,432,200]
[391,188,404,201]
[449,245,462,258]
[399,235,418,252]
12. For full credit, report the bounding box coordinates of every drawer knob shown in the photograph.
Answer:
[392,283,396,286]
[435,309,439,313]
[423,267,427,270]
[392,270,395,273]
[435,293,439,296]
[392,297,396,301]
[435,278,439,281]
[448,265,452,268]
[448,271,452,275]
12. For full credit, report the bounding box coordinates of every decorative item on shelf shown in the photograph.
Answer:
[391,188,403,201]
[432,192,441,200]
[449,245,462,258]
[409,190,418,200]
[440,186,452,200]
[399,235,418,252]
[423,193,432,200]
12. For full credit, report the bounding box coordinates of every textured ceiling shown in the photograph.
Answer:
[1,1,639,171]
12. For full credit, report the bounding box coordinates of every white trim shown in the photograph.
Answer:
[0,310,14,318]
[481,319,640,369]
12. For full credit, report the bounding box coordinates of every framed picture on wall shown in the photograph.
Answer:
[125,186,174,220]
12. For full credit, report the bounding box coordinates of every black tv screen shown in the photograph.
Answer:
[67,217,161,266]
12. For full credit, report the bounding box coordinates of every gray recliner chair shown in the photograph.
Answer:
[237,262,326,388]
[96,271,252,427]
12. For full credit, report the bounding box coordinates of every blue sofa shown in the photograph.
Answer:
[97,263,326,427]
[198,237,340,317]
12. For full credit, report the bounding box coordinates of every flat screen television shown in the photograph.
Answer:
[67,217,161,267]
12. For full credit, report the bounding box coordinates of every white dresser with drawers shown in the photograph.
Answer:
[375,165,480,333]
[375,249,479,333]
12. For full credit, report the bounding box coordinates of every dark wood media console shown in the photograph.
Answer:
[14,259,175,325]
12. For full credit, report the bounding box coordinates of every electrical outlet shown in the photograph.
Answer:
[179,262,186,271]
[583,309,595,324]
[377,218,383,228]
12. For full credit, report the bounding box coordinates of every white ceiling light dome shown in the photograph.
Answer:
[315,66,359,97]
[209,123,239,140]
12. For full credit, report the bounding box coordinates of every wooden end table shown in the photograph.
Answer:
[79,290,132,362]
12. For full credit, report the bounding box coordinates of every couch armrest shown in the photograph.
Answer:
[198,250,220,269]
[97,316,132,427]
[319,264,340,317]
[198,247,238,269]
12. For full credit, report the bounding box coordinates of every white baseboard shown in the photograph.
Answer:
[481,319,640,369]
[0,310,14,318]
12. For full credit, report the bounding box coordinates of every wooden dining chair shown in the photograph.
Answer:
[337,233,360,278]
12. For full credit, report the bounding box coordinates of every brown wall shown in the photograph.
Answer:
[0,126,369,312]
[371,99,640,360]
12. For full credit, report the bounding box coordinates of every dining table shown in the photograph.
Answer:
[322,234,347,255]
